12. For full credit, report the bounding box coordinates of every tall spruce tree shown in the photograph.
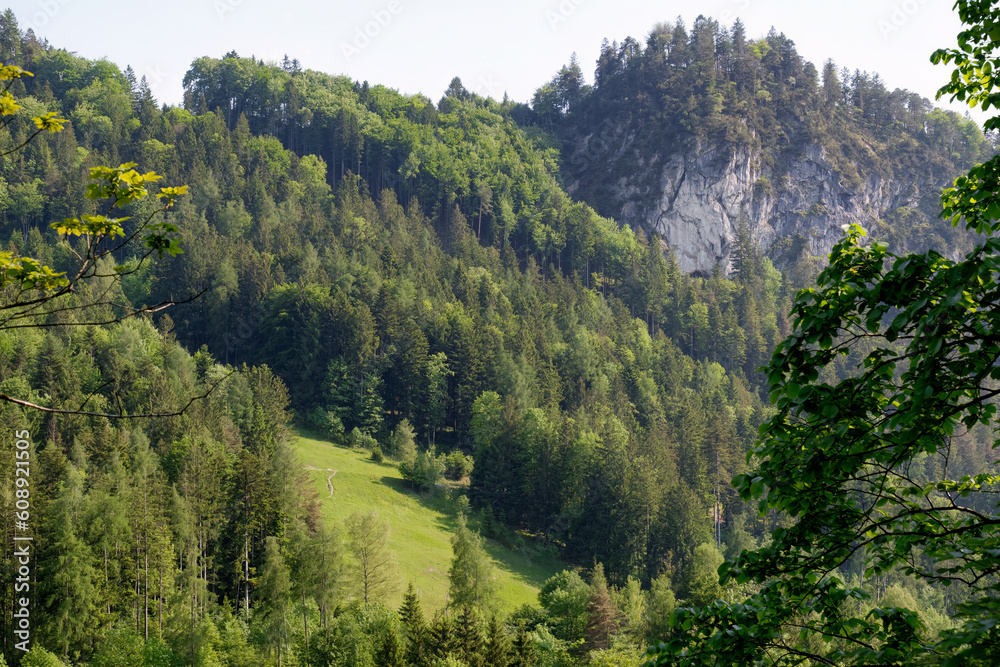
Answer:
[428,612,457,663]
[399,583,430,667]
[583,563,623,654]
[39,463,102,661]
[257,536,292,666]
[455,605,484,667]
[374,624,406,667]
[448,513,498,611]
[483,614,513,667]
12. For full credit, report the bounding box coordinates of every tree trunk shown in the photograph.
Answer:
[245,533,250,613]
[144,488,149,640]
[302,589,310,667]
[136,545,141,633]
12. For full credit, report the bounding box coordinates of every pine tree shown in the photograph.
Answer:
[257,536,292,666]
[455,605,483,667]
[583,563,623,654]
[399,583,430,667]
[448,514,498,611]
[374,624,406,667]
[428,612,457,663]
[483,615,512,667]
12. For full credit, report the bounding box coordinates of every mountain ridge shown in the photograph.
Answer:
[538,18,995,274]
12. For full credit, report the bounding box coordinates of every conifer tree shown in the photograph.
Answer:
[399,583,430,667]
[448,514,497,611]
[511,625,536,667]
[129,433,167,640]
[583,563,623,654]
[257,536,292,666]
[483,615,512,667]
[428,612,457,663]
[375,623,406,667]
[455,605,484,667]
[83,454,131,628]
[296,524,343,629]
[731,211,761,285]
[345,509,397,603]
[39,462,102,662]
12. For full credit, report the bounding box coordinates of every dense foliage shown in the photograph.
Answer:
[539,17,997,260]
[0,4,994,665]
[647,1,1000,665]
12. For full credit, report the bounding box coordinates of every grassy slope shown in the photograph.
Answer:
[293,432,565,614]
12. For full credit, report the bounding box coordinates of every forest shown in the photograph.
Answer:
[0,3,997,666]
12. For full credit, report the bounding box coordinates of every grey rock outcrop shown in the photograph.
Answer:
[568,137,943,275]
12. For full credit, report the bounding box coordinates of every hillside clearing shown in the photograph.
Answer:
[294,432,566,613]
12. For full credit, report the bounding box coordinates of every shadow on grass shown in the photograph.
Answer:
[484,538,563,593]
[295,432,564,602]
[377,476,563,594]
[379,475,461,532]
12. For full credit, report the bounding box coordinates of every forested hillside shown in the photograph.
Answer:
[535,18,996,272]
[0,6,995,666]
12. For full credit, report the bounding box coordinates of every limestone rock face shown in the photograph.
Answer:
[568,138,941,275]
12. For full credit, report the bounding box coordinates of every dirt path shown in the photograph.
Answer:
[303,467,338,497]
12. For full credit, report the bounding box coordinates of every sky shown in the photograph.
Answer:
[2,0,984,125]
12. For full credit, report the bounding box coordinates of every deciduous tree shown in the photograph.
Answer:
[647,4,1000,664]
[345,509,397,604]
[0,65,204,419]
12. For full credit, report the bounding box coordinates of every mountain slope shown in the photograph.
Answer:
[537,19,996,273]
[294,432,564,613]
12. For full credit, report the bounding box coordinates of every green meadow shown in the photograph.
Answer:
[293,432,566,614]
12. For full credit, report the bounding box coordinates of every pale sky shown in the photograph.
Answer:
[2,0,985,124]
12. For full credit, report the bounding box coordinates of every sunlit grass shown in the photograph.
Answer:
[293,431,565,615]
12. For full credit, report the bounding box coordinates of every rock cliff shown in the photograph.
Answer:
[566,135,949,275]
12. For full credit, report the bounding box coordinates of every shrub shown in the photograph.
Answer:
[388,418,415,460]
[347,427,378,451]
[307,406,344,442]
[444,450,474,481]
[20,647,67,667]
[753,176,773,198]
[400,445,446,490]
[370,446,384,463]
